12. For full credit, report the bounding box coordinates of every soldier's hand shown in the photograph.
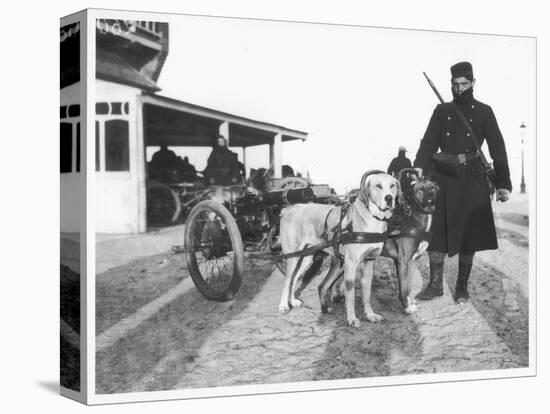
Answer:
[496,188,510,202]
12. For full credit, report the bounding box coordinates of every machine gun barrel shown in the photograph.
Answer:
[260,186,315,205]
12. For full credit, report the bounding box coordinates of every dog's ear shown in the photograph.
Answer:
[395,175,402,194]
[393,176,402,205]
[363,174,372,200]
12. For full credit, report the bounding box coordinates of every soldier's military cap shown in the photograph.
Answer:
[450,61,474,80]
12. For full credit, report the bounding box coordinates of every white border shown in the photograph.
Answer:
[83,8,537,406]
[60,9,87,405]
[85,9,97,406]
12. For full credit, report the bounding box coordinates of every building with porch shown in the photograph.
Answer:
[60,19,307,234]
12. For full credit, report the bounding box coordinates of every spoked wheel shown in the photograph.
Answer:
[184,200,244,301]
[273,176,310,190]
[147,182,181,225]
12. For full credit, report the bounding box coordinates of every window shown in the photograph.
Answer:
[60,122,72,173]
[105,119,129,171]
[110,102,122,115]
[76,122,81,172]
[95,121,100,171]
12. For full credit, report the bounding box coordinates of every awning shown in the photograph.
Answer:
[96,49,160,92]
[140,93,308,148]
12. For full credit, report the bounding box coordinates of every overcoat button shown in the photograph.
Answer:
[467,133,471,136]
[448,116,451,120]
[471,105,475,109]
[469,118,473,122]
[446,132,450,136]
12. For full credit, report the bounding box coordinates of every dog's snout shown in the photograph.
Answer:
[385,194,393,205]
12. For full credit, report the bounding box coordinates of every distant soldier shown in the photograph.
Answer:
[204,135,240,186]
[149,142,179,182]
[414,61,512,304]
[387,146,412,177]
[282,164,295,178]
[179,156,198,182]
[150,142,178,168]
[233,153,246,183]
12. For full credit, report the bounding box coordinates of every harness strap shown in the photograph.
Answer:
[321,207,337,241]
[277,229,393,260]
[397,228,432,242]
[340,231,389,245]
[287,253,306,299]
[278,240,336,259]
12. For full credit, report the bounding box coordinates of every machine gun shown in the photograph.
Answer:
[230,185,334,245]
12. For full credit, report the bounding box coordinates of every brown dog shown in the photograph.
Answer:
[380,170,439,313]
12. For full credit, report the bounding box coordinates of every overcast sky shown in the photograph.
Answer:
[156,14,536,194]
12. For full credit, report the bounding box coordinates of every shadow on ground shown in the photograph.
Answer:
[60,265,80,392]
[312,258,425,380]
[445,257,529,366]
[95,254,274,394]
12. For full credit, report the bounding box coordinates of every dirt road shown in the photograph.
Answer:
[94,196,530,394]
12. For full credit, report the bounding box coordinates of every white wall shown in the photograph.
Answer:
[94,80,142,233]
[60,81,82,233]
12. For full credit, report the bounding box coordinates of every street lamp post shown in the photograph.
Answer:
[520,122,526,194]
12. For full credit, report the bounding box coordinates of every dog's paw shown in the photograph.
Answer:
[347,317,361,328]
[321,305,334,314]
[278,304,291,314]
[290,298,303,308]
[403,303,418,314]
[365,312,384,323]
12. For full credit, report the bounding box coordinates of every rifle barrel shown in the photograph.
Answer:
[423,72,445,103]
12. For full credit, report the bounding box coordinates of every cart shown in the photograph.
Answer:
[178,183,338,301]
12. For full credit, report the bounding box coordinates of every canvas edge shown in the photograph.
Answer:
[74,7,539,406]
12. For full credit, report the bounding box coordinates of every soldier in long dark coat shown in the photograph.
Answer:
[413,61,512,303]
[204,135,240,186]
[387,146,412,177]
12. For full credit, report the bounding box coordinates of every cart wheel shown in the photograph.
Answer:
[147,182,181,225]
[273,176,310,190]
[184,200,244,301]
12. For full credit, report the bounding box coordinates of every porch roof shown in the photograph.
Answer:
[140,93,308,148]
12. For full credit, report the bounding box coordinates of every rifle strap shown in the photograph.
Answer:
[450,102,491,170]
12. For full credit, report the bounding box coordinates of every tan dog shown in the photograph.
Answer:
[324,172,439,316]
[278,172,399,327]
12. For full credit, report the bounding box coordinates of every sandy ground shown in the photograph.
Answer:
[91,195,530,394]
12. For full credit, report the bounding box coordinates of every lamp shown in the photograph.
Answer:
[520,122,526,194]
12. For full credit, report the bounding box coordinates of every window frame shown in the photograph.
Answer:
[60,104,81,174]
[95,101,131,173]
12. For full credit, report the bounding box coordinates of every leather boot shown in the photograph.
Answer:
[455,261,472,303]
[416,260,444,300]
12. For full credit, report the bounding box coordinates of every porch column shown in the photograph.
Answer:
[242,147,247,179]
[135,97,147,232]
[269,133,282,178]
[219,121,230,145]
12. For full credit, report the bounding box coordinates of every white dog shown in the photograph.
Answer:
[278,172,399,327]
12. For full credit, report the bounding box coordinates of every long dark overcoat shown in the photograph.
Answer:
[205,147,239,186]
[413,94,512,256]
